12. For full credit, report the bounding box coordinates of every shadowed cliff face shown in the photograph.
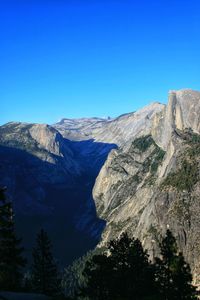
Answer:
[0,145,107,266]
[93,89,200,287]
[0,123,115,265]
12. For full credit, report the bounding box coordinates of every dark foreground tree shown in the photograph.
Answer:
[81,252,112,300]
[31,229,60,295]
[81,233,157,300]
[155,229,197,299]
[79,230,197,300]
[108,233,157,299]
[0,187,26,291]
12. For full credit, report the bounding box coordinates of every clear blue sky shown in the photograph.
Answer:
[1,0,200,125]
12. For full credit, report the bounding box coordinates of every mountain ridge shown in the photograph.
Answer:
[54,102,164,146]
[1,89,200,286]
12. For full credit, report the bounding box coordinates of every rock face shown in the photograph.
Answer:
[93,89,200,287]
[54,103,164,146]
[152,89,200,150]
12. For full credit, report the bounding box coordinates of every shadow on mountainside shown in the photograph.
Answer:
[0,139,117,267]
[64,138,117,176]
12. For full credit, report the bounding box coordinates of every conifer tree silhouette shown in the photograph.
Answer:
[32,229,59,295]
[0,187,26,291]
[81,233,156,300]
[155,229,197,300]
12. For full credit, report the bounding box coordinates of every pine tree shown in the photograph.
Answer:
[108,233,156,299]
[0,187,26,291]
[81,250,112,300]
[155,229,197,299]
[81,233,156,300]
[31,229,60,295]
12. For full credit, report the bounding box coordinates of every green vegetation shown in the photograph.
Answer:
[141,140,166,185]
[132,173,140,183]
[132,135,154,152]
[155,230,197,300]
[143,146,165,177]
[176,129,200,157]
[171,197,191,226]
[187,140,200,158]
[161,129,200,191]
[179,128,200,144]
[162,159,199,191]
[131,135,166,185]
[150,147,165,174]
[188,132,200,144]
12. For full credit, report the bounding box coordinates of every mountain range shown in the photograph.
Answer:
[0,89,200,287]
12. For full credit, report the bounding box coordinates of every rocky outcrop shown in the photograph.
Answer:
[0,122,79,174]
[93,89,200,287]
[152,89,200,150]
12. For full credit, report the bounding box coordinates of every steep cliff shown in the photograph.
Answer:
[93,89,200,286]
[60,103,165,235]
